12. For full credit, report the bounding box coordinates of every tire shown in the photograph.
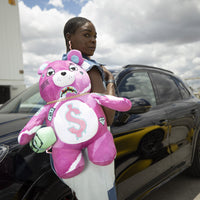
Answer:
[187,133,200,177]
[35,179,76,200]
[138,130,164,158]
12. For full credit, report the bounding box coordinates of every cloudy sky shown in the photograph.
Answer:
[18,0,200,89]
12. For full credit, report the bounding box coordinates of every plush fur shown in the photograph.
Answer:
[18,50,132,178]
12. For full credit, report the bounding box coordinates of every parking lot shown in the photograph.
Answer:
[144,173,200,200]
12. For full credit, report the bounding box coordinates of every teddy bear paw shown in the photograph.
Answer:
[18,132,34,145]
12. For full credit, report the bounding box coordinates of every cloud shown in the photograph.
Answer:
[80,0,200,85]
[48,0,64,8]
[81,0,200,45]
[19,0,200,89]
[19,1,74,86]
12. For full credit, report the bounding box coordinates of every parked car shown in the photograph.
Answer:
[1,64,200,200]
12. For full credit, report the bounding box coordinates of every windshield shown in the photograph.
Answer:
[0,83,46,114]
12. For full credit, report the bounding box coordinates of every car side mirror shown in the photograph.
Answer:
[128,98,152,114]
[112,98,152,125]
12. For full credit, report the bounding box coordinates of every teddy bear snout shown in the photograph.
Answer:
[53,70,75,87]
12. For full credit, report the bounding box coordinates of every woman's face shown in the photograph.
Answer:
[70,22,97,57]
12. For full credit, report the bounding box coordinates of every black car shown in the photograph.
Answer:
[1,65,200,200]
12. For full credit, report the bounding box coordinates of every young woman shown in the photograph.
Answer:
[62,16,116,126]
[61,17,117,200]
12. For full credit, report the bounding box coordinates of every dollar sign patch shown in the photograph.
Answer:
[66,104,86,138]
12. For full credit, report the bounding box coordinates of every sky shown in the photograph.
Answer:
[18,0,200,89]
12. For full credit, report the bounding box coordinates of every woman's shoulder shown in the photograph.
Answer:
[83,57,102,71]
[62,53,105,83]
[62,53,103,72]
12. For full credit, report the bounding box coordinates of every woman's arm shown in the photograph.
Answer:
[88,67,116,126]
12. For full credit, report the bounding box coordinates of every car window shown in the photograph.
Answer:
[18,92,45,113]
[151,72,182,104]
[175,79,191,99]
[0,83,45,114]
[117,71,156,106]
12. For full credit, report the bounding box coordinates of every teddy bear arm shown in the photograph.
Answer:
[18,106,48,145]
[91,93,132,112]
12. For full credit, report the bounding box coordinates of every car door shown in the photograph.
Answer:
[150,72,198,167]
[111,69,172,200]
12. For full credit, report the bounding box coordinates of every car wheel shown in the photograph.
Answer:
[187,133,200,177]
[138,130,164,158]
[34,179,76,200]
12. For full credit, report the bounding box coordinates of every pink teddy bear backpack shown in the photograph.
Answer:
[18,50,132,179]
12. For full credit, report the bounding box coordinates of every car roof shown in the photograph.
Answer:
[112,64,182,87]
[123,64,174,74]
[109,64,174,78]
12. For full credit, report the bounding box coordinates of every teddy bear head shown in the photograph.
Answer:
[38,50,91,103]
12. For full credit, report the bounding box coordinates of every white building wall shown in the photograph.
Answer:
[0,0,25,99]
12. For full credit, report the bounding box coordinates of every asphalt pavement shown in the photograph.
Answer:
[144,173,200,200]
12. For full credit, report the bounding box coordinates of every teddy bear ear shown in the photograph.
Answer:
[67,50,84,66]
[38,62,50,75]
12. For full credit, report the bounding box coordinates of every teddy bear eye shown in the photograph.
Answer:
[47,68,55,76]
[69,65,78,71]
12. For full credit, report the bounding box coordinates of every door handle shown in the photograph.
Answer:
[157,119,168,126]
[191,109,197,115]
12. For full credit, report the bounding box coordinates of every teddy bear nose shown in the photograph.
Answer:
[61,72,66,76]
